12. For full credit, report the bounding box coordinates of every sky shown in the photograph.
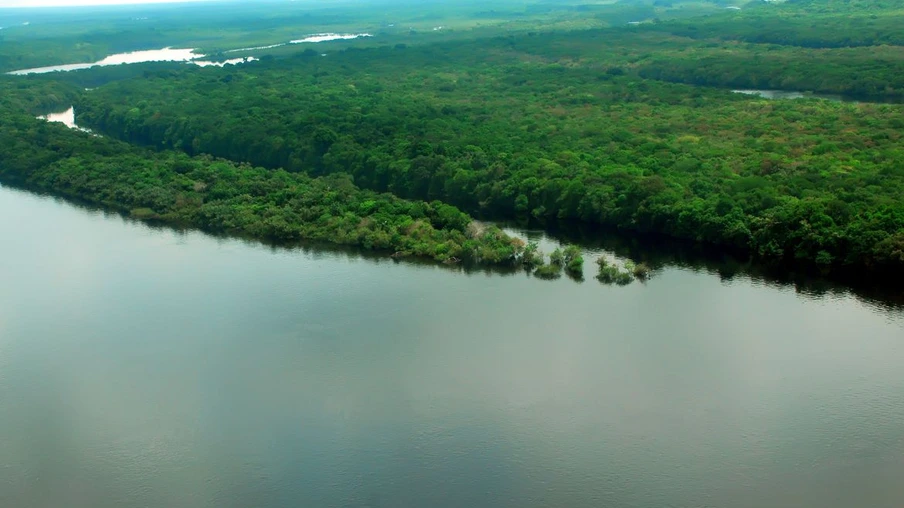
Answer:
[0,0,204,7]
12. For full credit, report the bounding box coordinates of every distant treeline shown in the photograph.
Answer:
[647,2,904,48]
[637,46,904,100]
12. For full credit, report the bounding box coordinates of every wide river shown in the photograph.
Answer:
[1,184,903,508]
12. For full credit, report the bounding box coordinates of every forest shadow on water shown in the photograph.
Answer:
[7,181,902,315]
[502,217,904,314]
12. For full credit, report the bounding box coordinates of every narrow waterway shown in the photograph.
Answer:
[7,47,202,75]
[731,89,898,103]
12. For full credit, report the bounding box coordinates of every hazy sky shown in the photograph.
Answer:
[0,0,201,7]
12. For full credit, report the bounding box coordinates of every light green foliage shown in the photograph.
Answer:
[563,245,584,277]
[534,262,563,280]
[522,241,544,268]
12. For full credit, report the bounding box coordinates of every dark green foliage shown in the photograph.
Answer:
[0,79,80,114]
[633,0,904,98]
[0,107,523,268]
[648,1,904,49]
[521,241,544,268]
[638,46,904,100]
[596,258,634,286]
[566,256,584,277]
[69,39,904,278]
[4,0,904,282]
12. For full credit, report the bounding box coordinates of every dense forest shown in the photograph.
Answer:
[0,82,527,269]
[637,44,904,100]
[2,0,903,284]
[73,39,904,278]
[649,0,904,48]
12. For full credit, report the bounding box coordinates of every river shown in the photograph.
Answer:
[732,89,852,102]
[7,34,370,75]
[731,89,904,104]
[7,48,202,75]
[1,184,903,508]
[7,48,257,75]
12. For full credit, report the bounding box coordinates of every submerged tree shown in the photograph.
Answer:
[550,247,565,267]
[563,245,584,277]
[632,262,653,281]
[596,257,633,285]
[534,261,563,280]
[521,241,544,268]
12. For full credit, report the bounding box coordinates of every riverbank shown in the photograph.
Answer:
[9,101,904,289]
[0,112,529,270]
[71,55,904,283]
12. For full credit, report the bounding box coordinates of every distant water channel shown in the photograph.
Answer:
[7,48,256,75]
[7,47,201,75]
[732,89,883,103]
[8,33,372,75]
[37,105,95,134]
[1,184,903,508]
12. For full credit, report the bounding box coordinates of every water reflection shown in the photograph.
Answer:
[8,47,203,75]
[6,182,902,313]
[732,89,901,104]
[502,218,904,313]
[36,105,98,135]
[290,33,373,43]
[223,33,373,55]
[1,183,903,508]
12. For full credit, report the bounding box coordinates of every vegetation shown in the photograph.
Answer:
[550,247,565,267]
[648,0,904,49]
[563,245,584,277]
[534,261,563,280]
[0,89,525,267]
[596,258,634,286]
[632,262,653,281]
[637,45,904,100]
[0,0,740,73]
[1,0,903,287]
[71,37,904,280]
[521,241,544,268]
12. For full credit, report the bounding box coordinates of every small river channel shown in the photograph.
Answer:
[7,48,202,75]
[7,48,258,75]
[732,89,899,103]
[7,33,372,75]
[1,184,902,508]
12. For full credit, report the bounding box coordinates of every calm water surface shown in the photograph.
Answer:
[7,34,367,75]
[1,185,903,508]
[731,89,884,103]
[37,106,95,134]
[8,48,202,75]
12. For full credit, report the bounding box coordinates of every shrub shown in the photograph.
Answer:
[534,262,563,279]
